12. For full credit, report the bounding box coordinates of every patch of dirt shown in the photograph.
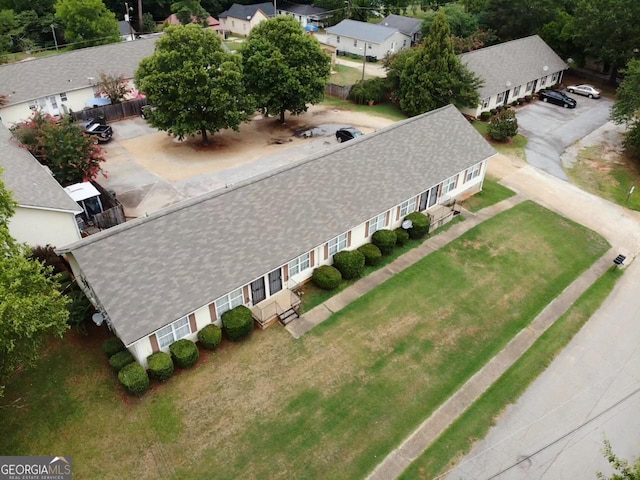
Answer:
[561,121,626,170]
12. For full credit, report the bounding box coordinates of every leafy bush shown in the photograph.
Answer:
[358,243,382,266]
[147,352,174,381]
[488,109,518,142]
[479,111,491,121]
[118,362,149,395]
[109,350,135,371]
[169,339,199,367]
[312,265,342,290]
[333,250,365,279]
[372,229,397,254]
[495,105,504,113]
[524,95,533,102]
[394,227,410,246]
[103,337,126,357]
[221,305,254,341]
[510,100,520,107]
[348,77,388,105]
[404,211,431,239]
[197,324,222,350]
[489,108,497,115]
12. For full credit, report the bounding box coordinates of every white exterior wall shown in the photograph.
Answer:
[327,30,410,59]
[221,11,268,36]
[10,206,81,248]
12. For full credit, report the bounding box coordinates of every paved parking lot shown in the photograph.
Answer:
[516,95,614,180]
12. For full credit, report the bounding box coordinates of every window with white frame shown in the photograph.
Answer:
[60,92,68,101]
[215,287,244,318]
[28,100,38,110]
[399,198,416,218]
[482,98,489,109]
[442,175,457,194]
[497,92,505,104]
[156,316,191,348]
[526,81,533,92]
[513,85,521,97]
[289,252,311,277]
[354,39,357,47]
[465,163,481,182]
[368,212,388,236]
[328,232,348,256]
[551,72,558,82]
[540,75,547,86]
[336,35,340,43]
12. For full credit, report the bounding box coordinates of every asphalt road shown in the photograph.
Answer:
[517,95,614,180]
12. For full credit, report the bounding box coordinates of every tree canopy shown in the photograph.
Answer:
[242,16,331,123]
[54,0,119,48]
[135,24,254,144]
[597,438,640,480]
[611,59,640,160]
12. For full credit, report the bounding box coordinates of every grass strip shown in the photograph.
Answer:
[461,176,516,212]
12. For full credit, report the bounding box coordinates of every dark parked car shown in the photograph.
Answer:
[80,118,113,142]
[538,89,577,108]
[336,127,363,143]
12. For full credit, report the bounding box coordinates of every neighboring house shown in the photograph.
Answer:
[59,105,496,367]
[118,20,137,41]
[162,13,221,32]
[380,14,422,45]
[460,35,568,117]
[0,124,82,248]
[218,3,274,36]
[0,37,158,128]
[276,1,331,28]
[325,19,411,60]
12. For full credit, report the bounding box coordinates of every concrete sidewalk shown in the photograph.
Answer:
[285,193,525,339]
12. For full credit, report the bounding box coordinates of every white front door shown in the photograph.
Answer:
[45,96,60,116]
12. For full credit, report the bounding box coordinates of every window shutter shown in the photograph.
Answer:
[414,196,420,210]
[150,333,159,353]
[324,243,329,260]
[243,285,250,303]
[385,210,390,226]
[396,206,401,221]
[347,231,352,247]
[208,303,217,322]
[310,250,315,267]
[188,313,197,333]
[364,221,370,238]
[283,264,289,282]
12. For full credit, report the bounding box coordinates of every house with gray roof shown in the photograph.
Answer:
[219,2,274,36]
[380,14,422,45]
[0,124,82,247]
[276,2,331,28]
[460,35,568,117]
[325,19,411,60]
[59,104,495,367]
[0,37,158,128]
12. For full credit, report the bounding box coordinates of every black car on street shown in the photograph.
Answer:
[538,89,577,108]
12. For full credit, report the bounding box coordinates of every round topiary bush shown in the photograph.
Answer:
[332,250,365,279]
[312,265,342,290]
[488,109,518,142]
[221,305,254,341]
[358,243,382,266]
[102,337,126,358]
[147,351,174,381]
[404,211,431,239]
[394,228,410,246]
[169,339,199,368]
[109,350,135,371]
[372,229,397,255]
[479,111,491,121]
[118,362,149,395]
[197,324,222,350]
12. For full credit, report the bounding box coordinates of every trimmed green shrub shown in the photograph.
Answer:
[489,108,498,115]
[221,305,253,341]
[197,324,222,350]
[169,339,199,367]
[479,111,491,121]
[372,229,397,254]
[358,243,382,266]
[348,77,388,105]
[333,249,365,279]
[394,227,410,246]
[118,362,149,395]
[312,265,342,290]
[102,337,126,358]
[404,211,431,239]
[147,351,174,381]
[488,109,518,142]
[109,350,134,371]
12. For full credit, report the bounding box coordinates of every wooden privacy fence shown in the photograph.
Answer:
[70,98,147,123]
[91,181,126,229]
[325,83,352,100]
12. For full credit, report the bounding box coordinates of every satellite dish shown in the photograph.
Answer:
[402,220,413,229]
[92,313,105,326]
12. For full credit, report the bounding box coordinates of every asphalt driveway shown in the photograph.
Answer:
[517,95,614,180]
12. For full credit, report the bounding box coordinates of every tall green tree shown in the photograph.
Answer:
[392,11,482,117]
[135,24,254,144]
[611,59,640,160]
[242,16,330,123]
[480,0,563,41]
[0,172,70,396]
[170,0,209,26]
[421,4,479,37]
[55,0,119,48]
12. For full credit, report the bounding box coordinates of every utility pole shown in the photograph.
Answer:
[125,2,134,40]
[50,24,59,52]
[362,43,366,81]
[138,0,143,33]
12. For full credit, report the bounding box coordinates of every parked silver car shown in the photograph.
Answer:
[566,84,601,99]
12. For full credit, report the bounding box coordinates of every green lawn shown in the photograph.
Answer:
[329,63,374,86]
[399,266,622,479]
[321,96,408,121]
[0,202,609,480]
[461,176,517,212]
[473,120,528,160]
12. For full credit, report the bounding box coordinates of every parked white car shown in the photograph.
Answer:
[566,84,601,99]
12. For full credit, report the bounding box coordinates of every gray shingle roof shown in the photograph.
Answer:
[219,2,275,20]
[460,35,568,99]
[380,14,422,37]
[326,19,400,44]
[278,2,330,17]
[0,124,81,213]
[0,37,158,106]
[61,105,495,346]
